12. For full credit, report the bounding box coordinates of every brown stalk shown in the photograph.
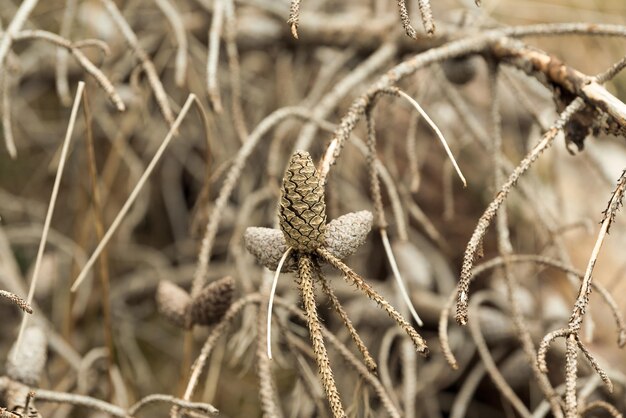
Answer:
[297,255,346,418]
[99,0,173,124]
[317,270,377,373]
[317,247,428,355]
[82,88,116,400]
[456,97,584,325]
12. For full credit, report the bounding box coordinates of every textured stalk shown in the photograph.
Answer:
[298,255,346,418]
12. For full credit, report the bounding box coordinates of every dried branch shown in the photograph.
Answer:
[0,0,39,72]
[155,0,188,87]
[12,30,124,111]
[99,0,173,124]
[456,98,584,325]
[14,81,85,356]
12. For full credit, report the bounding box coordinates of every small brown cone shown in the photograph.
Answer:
[190,276,235,326]
[156,280,192,329]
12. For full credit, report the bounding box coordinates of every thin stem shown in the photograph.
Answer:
[207,0,224,112]
[181,295,259,404]
[456,98,584,325]
[398,90,466,187]
[14,81,85,358]
[72,94,197,292]
[154,0,188,87]
[0,0,39,71]
[297,255,346,418]
[267,247,292,359]
[82,88,116,398]
[318,247,428,355]
[381,230,423,326]
[317,270,377,373]
[1,72,16,158]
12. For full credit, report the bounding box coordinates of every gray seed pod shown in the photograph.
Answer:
[156,280,192,329]
[244,227,298,272]
[245,211,372,272]
[7,327,47,386]
[190,276,235,326]
[324,211,373,260]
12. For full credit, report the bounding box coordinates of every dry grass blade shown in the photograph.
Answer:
[72,94,197,292]
[257,274,284,417]
[398,90,466,188]
[380,230,424,327]
[267,248,292,359]
[1,73,17,159]
[207,0,224,112]
[14,81,85,358]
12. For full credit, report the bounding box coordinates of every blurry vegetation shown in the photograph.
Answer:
[0,0,625,417]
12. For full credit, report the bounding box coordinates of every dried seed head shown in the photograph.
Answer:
[243,226,298,272]
[7,327,47,386]
[190,276,235,326]
[156,280,192,329]
[324,211,372,260]
[280,151,326,252]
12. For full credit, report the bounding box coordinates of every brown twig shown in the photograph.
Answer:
[99,0,173,124]
[0,0,39,72]
[12,30,124,111]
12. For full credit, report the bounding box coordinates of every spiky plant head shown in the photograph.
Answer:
[280,151,326,252]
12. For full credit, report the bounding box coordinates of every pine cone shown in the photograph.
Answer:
[190,276,235,326]
[156,280,192,329]
[280,151,326,252]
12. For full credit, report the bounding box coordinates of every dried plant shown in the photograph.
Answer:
[1,1,626,417]
[244,150,427,417]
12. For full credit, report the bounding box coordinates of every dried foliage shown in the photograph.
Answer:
[0,0,626,417]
